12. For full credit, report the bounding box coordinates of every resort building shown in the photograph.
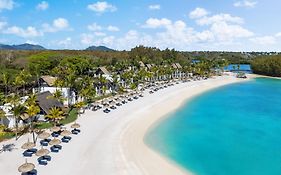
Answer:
[36,91,64,121]
[171,63,183,79]
[0,96,29,128]
[94,67,114,95]
[33,76,76,106]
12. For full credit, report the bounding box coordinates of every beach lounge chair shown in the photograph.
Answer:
[28,148,37,153]
[22,169,37,175]
[54,145,62,150]
[38,157,48,165]
[103,108,110,113]
[40,140,48,146]
[51,146,59,153]
[72,130,79,135]
[61,138,69,143]
[64,136,72,140]
[23,150,33,157]
[110,105,116,110]
[74,128,81,132]
[43,155,52,161]
[51,132,60,137]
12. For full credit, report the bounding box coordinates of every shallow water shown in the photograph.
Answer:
[145,78,281,175]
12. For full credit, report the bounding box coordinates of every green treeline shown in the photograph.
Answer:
[251,55,281,77]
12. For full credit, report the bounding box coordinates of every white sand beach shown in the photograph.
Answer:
[0,75,250,175]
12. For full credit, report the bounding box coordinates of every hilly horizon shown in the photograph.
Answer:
[0,43,115,51]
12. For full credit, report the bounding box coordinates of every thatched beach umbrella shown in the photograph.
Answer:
[35,148,50,157]
[38,132,51,140]
[18,159,35,173]
[50,126,61,132]
[21,139,35,150]
[61,130,71,136]
[49,138,61,146]
[71,123,80,129]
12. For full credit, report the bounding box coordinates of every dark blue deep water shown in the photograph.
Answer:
[145,78,281,175]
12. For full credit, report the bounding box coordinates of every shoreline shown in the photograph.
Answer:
[0,75,251,175]
[121,75,250,175]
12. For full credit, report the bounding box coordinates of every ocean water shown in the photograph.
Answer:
[145,78,281,175]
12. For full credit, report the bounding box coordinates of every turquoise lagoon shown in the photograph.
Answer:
[145,78,281,175]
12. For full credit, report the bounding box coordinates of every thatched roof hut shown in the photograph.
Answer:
[36,91,63,114]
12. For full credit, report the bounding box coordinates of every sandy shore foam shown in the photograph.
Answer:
[0,75,249,175]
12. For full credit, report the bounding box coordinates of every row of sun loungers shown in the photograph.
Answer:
[20,123,82,174]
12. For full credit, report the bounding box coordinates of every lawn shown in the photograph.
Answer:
[0,132,16,142]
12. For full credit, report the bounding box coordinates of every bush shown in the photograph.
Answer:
[251,55,281,77]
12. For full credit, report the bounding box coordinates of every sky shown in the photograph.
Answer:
[0,0,280,51]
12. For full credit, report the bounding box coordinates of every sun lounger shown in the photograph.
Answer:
[51,132,60,137]
[54,145,62,150]
[61,137,70,143]
[28,148,37,153]
[23,150,33,157]
[40,140,48,146]
[63,136,72,140]
[43,155,51,161]
[22,169,37,175]
[103,108,110,113]
[38,157,48,165]
[51,146,59,153]
[74,128,81,132]
[72,130,79,135]
[110,106,116,110]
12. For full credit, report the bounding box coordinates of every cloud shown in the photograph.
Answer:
[250,36,276,45]
[25,40,38,45]
[210,21,253,41]
[0,21,7,30]
[88,23,102,31]
[87,1,116,13]
[81,33,95,45]
[107,25,119,32]
[42,18,70,32]
[234,1,257,8]
[143,18,172,28]
[53,18,69,29]
[148,4,160,10]
[0,0,14,11]
[276,32,281,37]
[3,26,42,38]
[189,7,208,19]
[195,13,244,26]
[94,32,106,36]
[36,1,49,11]
[57,37,72,48]
[88,23,119,33]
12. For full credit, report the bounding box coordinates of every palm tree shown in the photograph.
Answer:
[74,101,85,118]
[19,69,32,95]
[50,90,66,104]
[14,74,24,95]
[25,93,40,143]
[11,104,26,140]
[0,92,5,106]
[0,109,6,128]
[1,71,10,95]
[46,107,64,125]
[99,76,108,96]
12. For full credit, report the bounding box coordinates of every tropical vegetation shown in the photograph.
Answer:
[251,55,281,77]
